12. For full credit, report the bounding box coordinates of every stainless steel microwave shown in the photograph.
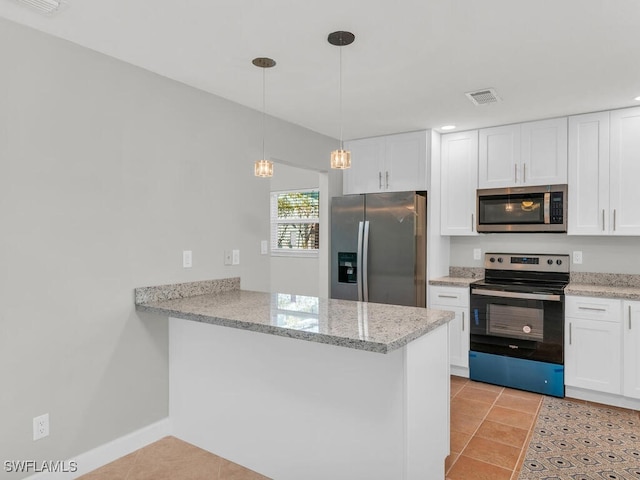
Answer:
[476,184,567,233]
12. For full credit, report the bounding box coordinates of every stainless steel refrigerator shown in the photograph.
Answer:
[330,191,426,307]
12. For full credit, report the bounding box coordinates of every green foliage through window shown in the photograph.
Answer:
[270,190,319,253]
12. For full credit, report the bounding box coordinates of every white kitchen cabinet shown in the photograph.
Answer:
[568,107,640,236]
[623,300,640,399]
[478,118,567,189]
[609,107,640,235]
[430,286,469,372]
[440,131,479,235]
[343,131,427,195]
[568,112,610,234]
[565,296,622,394]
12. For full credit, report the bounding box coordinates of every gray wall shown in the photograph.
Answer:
[269,164,320,296]
[0,17,336,476]
[451,235,640,273]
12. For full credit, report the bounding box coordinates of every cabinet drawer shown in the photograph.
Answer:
[429,286,469,307]
[565,296,621,321]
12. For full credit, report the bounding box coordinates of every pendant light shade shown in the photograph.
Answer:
[330,149,351,169]
[254,159,274,177]
[328,31,355,170]
[253,57,276,178]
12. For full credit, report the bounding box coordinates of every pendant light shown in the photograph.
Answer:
[328,31,355,170]
[253,57,276,177]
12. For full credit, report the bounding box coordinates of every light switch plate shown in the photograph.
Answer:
[224,251,232,265]
[232,249,240,265]
[473,248,481,261]
[182,250,192,268]
[260,240,268,255]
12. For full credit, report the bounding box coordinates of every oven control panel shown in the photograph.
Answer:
[484,253,569,273]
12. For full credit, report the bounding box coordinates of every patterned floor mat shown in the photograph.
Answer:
[519,396,640,479]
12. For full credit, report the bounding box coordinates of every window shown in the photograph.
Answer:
[270,189,319,256]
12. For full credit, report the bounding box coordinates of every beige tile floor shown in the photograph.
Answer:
[78,376,545,480]
[75,435,270,480]
[446,375,543,480]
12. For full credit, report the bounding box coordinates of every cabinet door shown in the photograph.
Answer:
[565,316,622,394]
[441,131,479,235]
[478,124,520,188]
[384,131,427,192]
[610,106,640,235]
[520,118,568,186]
[568,112,610,235]
[342,137,385,195]
[623,301,640,399]
[430,286,469,369]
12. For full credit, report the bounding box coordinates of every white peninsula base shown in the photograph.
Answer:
[169,317,450,480]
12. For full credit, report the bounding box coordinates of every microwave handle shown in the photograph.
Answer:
[544,192,550,224]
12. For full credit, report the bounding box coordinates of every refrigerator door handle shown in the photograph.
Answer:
[356,221,364,301]
[362,220,370,302]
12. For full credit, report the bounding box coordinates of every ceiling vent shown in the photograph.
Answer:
[465,88,501,106]
[14,0,66,15]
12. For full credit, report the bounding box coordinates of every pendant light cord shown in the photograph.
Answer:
[339,42,344,150]
[262,66,266,160]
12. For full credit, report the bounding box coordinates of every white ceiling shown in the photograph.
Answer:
[1,0,640,140]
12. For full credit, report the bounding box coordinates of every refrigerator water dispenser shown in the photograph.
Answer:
[338,252,357,283]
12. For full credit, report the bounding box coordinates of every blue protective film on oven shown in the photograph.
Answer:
[469,351,565,398]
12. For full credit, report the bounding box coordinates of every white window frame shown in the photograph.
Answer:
[270,189,320,258]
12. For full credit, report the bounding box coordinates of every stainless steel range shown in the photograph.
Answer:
[469,253,570,397]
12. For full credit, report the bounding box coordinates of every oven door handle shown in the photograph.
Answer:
[471,288,562,302]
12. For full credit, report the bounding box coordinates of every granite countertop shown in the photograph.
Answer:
[429,266,484,287]
[565,272,640,300]
[135,279,454,354]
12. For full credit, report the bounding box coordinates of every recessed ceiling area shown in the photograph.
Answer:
[1,0,639,139]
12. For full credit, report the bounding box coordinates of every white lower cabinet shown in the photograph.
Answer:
[623,300,640,399]
[565,296,623,395]
[430,286,469,372]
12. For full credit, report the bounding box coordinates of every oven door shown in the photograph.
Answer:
[470,288,564,364]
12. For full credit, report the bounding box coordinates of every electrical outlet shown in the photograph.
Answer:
[260,240,268,255]
[473,248,481,261]
[33,413,49,441]
[224,251,232,265]
[182,250,192,268]
[573,251,583,264]
[232,249,240,265]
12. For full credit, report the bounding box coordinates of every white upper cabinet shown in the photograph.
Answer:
[568,112,610,234]
[478,124,520,188]
[609,107,640,235]
[343,131,427,195]
[440,130,479,235]
[568,107,640,236]
[478,118,567,189]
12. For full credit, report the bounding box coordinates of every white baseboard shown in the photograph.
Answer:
[565,386,640,410]
[25,418,171,480]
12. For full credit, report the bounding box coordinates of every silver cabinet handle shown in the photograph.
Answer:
[523,163,527,183]
[462,311,465,332]
[514,164,518,183]
[471,214,474,232]
[602,209,605,232]
[578,306,607,312]
[569,322,572,345]
[437,294,459,299]
[385,171,389,189]
[613,209,617,231]
[630,305,632,330]
[379,172,382,189]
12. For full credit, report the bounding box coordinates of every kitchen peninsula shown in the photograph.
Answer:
[135,278,454,480]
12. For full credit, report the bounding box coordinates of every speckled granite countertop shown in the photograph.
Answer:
[135,279,454,354]
[565,272,640,300]
[429,267,484,287]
